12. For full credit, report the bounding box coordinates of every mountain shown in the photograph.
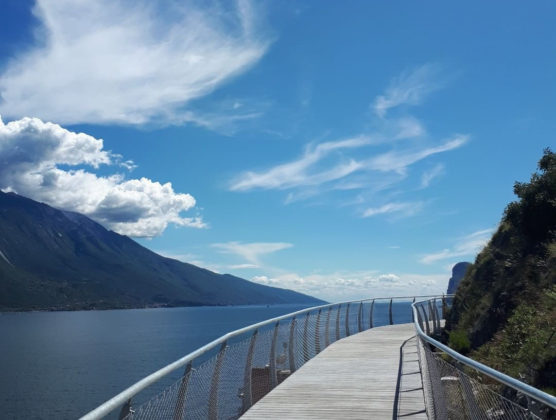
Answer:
[0,191,325,311]
[446,262,471,294]
[445,149,555,393]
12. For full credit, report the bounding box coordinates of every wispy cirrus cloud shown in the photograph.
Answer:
[0,0,269,126]
[230,135,467,204]
[365,136,467,174]
[230,136,370,191]
[420,163,445,188]
[420,228,494,264]
[373,63,445,118]
[212,241,293,266]
[229,64,467,218]
[0,116,205,237]
[362,201,424,218]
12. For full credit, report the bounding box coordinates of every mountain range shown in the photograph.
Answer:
[0,191,324,311]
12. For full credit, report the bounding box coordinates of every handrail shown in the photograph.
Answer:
[412,300,556,410]
[81,294,443,419]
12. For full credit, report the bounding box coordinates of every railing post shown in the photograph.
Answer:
[315,309,322,354]
[345,302,351,336]
[288,316,296,373]
[441,294,447,319]
[411,297,416,322]
[416,305,424,332]
[428,300,437,334]
[369,299,375,328]
[335,304,341,341]
[269,322,279,389]
[422,305,431,336]
[118,399,132,420]
[173,362,193,420]
[208,340,227,420]
[389,298,393,325]
[325,306,332,348]
[357,301,363,332]
[433,298,441,332]
[302,312,311,363]
[241,330,258,414]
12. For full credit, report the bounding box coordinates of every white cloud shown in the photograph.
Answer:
[212,241,293,265]
[362,201,423,218]
[420,228,494,264]
[228,64,467,218]
[0,0,269,126]
[365,135,468,174]
[373,63,444,118]
[0,116,205,237]
[420,163,445,188]
[391,116,426,139]
[250,270,449,302]
[230,135,466,193]
[377,273,401,283]
[230,136,370,191]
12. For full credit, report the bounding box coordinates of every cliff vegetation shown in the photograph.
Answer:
[446,149,556,394]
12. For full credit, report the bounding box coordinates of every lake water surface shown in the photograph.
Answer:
[1,302,407,419]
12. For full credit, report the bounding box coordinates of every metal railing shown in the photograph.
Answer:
[80,295,441,420]
[413,298,556,419]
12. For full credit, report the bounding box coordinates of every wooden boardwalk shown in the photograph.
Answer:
[241,323,427,419]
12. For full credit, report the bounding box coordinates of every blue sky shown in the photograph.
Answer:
[0,0,554,302]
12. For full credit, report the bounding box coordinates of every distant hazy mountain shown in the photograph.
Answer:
[446,262,471,294]
[0,191,324,310]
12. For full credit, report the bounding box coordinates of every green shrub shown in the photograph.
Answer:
[448,329,471,354]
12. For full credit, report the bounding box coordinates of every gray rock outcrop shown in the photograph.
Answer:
[447,262,472,294]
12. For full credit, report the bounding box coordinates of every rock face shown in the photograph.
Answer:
[447,262,471,294]
[0,191,325,310]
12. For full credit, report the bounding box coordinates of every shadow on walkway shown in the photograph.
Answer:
[393,336,428,419]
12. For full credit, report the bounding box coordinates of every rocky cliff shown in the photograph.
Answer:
[446,262,471,294]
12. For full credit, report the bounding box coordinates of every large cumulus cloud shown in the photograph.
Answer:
[0,116,204,237]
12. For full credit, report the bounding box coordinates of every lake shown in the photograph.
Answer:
[0,302,409,419]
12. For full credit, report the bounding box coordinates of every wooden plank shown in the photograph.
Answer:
[241,323,427,419]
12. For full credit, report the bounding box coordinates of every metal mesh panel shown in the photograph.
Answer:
[337,303,348,338]
[372,301,390,327]
[345,302,359,335]
[216,337,252,419]
[274,322,291,373]
[417,337,554,420]
[327,306,340,345]
[126,352,218,420]
[245,327,274,408]
[392,301,413,325]
[360,301,371,330]
[292,314,307,371]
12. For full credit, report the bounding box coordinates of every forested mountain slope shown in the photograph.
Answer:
[0,191,324,311]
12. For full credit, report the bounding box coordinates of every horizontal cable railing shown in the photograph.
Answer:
[413,298,556,420]
[80,295,444,420]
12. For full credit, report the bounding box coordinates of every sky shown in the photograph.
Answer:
[0,0,554,302]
